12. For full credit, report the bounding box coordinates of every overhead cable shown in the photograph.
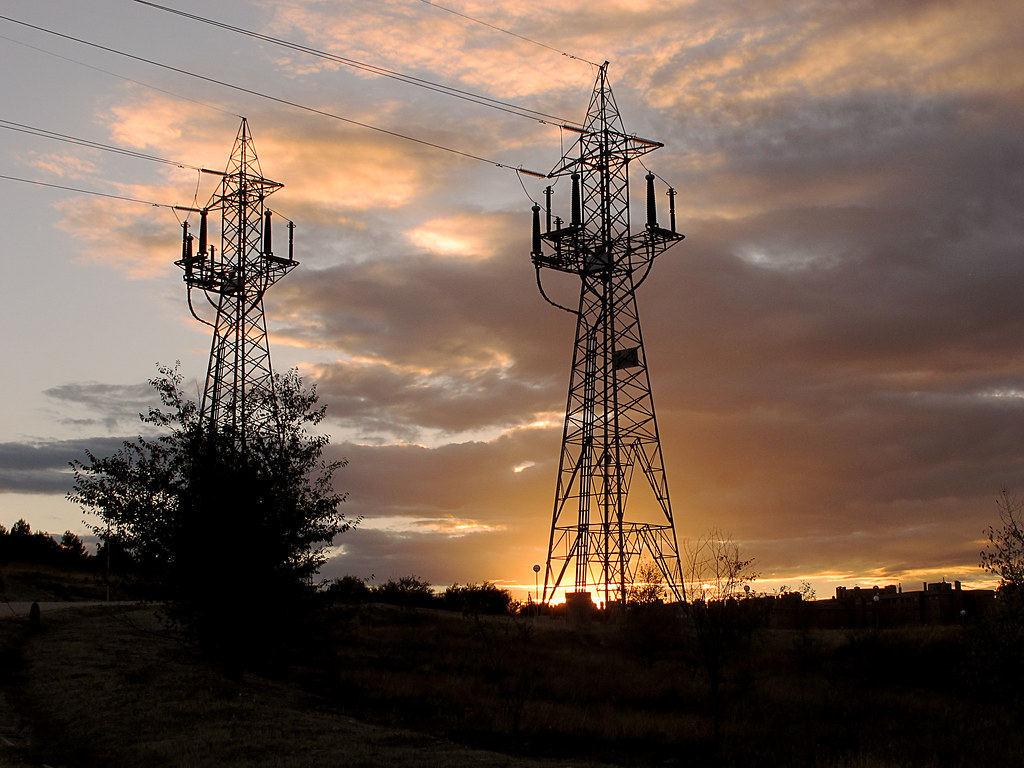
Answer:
[132,0,579,128]
[0,13,546,176]
[0,33,240,118]
[415,0,599,67]
[0,118,207,170]
[0,173,172,207]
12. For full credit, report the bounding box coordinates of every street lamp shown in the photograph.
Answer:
[533,564,541,614]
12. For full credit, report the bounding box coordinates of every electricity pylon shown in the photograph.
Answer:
[175,118,297,448]
[530,63,686,608]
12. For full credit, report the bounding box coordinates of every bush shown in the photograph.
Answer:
[321,575,372,604]
[69,364,355,670]
[441,582,516,615]
[371,576,437,608]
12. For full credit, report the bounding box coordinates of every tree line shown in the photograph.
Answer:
[0,519,89,569]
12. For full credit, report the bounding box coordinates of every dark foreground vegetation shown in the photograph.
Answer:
[6,369,1020,766]
[1,593,1022,768]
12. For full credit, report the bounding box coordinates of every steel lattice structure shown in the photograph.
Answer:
[530,63,686,608]
[175,118,297,447]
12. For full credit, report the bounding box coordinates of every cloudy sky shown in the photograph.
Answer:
[1,0,1022,599]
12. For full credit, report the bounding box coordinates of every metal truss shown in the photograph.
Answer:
[531,63,686,607]
[175,119,297,448]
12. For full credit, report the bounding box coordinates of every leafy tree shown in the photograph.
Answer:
[981,489,1024,592]
[776,580,816,600]
[972,489,1024,702]
[619,560,679,668]
[59,531,88,563]
[69,364,356,668]
[1,518,72,565]
[626,559,668,605]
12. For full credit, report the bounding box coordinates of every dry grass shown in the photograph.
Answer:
[4,605,606,768]
[0,563,110,602]
[1,602,1021,768]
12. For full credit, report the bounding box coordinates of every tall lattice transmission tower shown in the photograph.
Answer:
[175,118,297,447]
[530,63,686,608]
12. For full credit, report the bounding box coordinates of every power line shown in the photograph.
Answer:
[0,33,240,118]
[0,173,173,207]
[415,0,599,67]
[132,0,579,128]
[0,13,547,176]
[0,118,206,170]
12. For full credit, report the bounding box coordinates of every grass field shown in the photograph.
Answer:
[0,599,1021,768]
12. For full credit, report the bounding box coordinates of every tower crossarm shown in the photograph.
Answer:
[172,118,300,448]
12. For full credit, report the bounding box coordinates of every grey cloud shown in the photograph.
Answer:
[0,437,127,494]
[43,381,160,432]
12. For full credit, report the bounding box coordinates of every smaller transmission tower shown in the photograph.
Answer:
[175,118,297,447]
[530,63,686,608]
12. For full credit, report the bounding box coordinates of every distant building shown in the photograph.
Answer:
[769,580,995,629]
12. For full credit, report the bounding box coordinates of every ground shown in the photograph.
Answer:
[0,595,1020,768]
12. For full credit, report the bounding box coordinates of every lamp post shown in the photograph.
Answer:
[533,564,541,615]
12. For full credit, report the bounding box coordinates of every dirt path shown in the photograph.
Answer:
[1,601,117,621]
[0,603,125,767]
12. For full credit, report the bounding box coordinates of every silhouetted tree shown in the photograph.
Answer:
[59,531,88,564]
[0,518,76,566]
[973,489,1024,701]
[981,489,1024,592]
[626,559,668,605]
[683,529,763,745]
[69,364,356,668]
[619,560,679,668]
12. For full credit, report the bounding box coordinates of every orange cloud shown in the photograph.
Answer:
[407,213,497,259]
[24,152,99,180]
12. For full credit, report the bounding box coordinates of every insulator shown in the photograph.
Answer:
[287,220,295,262]
[263,210,273,256]
[646,173,657,228]
[183,233,194,277]
[667,187,677,233]
[571,173,581,226]
[181,220,190,261]
[544,186,553,232]
[531,204,542,256]
[198,208,208,255]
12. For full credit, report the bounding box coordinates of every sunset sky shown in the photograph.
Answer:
[2,0,1023,600]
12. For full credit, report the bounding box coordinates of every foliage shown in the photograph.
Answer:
[973,489,1024,702]
[16,601,1024,768]
[625,559,668,605]
[323,577,517,615]
[683,526,759,602]
[980,488,1024,591]
[682,529,764,744]
[68,363,355,665]
[322,574,373,604]
[370,575,437,609]
[0,518,90,568]
[776,580,817,600]
[442,582,517,615]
